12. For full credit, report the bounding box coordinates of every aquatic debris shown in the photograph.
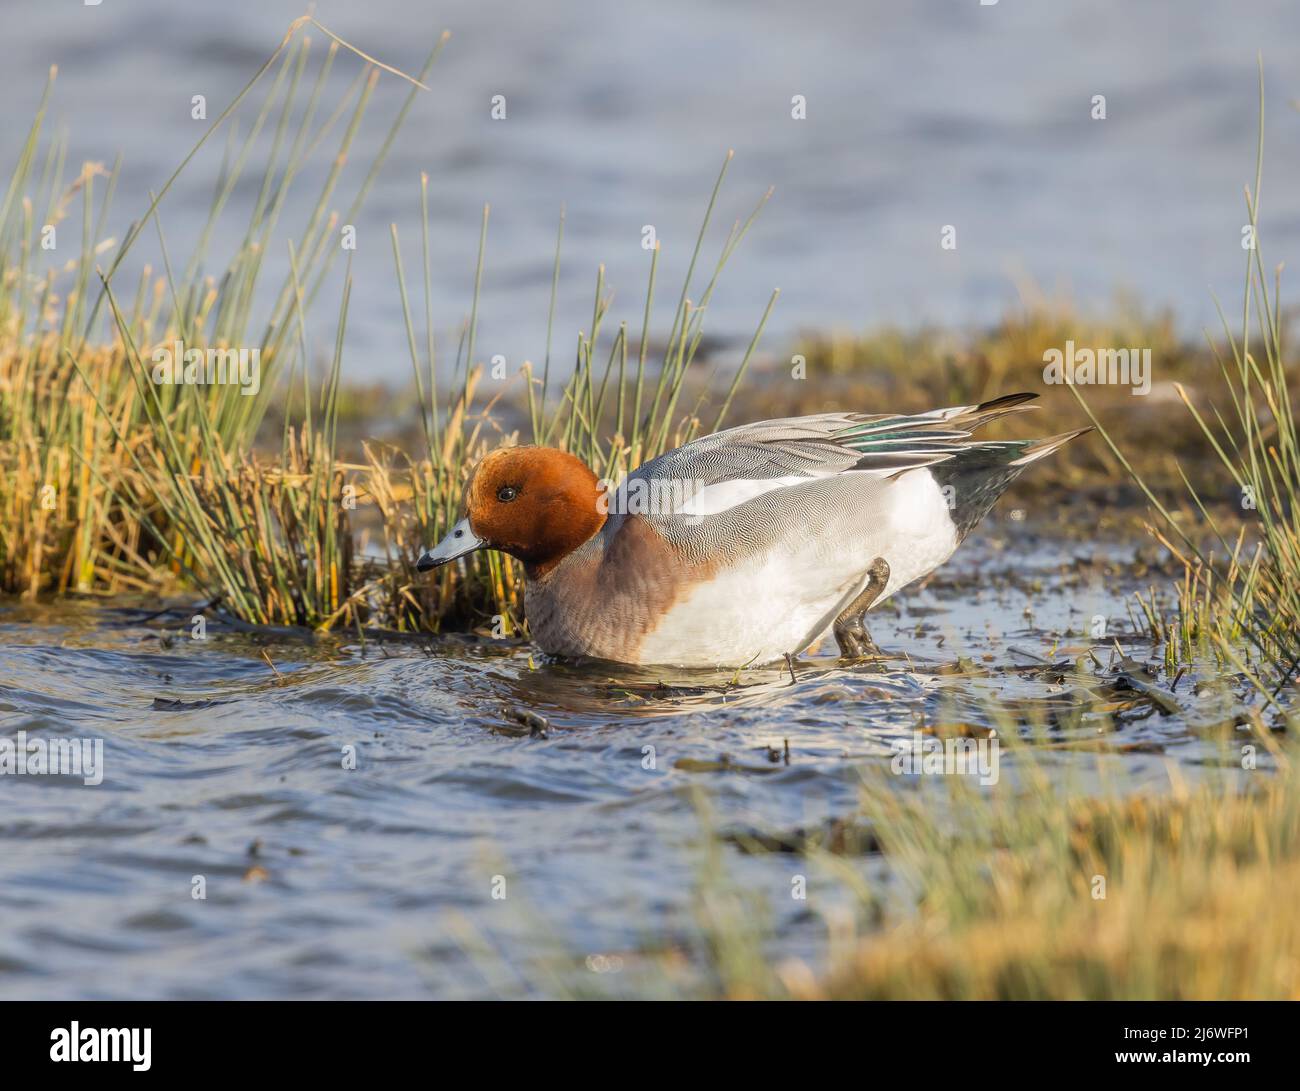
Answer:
[503,707,550,738]
[674,754,784,775]
[149,697,231,711]
[1111,671,1182,716]
[760,739,792,765]
[722,817,881,856]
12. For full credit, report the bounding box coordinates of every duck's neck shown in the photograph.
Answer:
[524,514,604,579]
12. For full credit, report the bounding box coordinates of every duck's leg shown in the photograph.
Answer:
[834,557,891,659]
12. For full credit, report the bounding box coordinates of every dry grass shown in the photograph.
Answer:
[663,736,1299,1002]
[774,294,1242,503]
[1,338,157,597]
[802,761,1297,1000]
[0,24,440,621]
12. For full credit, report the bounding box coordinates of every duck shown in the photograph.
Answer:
[416,393,1087,668]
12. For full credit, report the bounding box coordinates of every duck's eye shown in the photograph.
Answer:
[496,485,519,503]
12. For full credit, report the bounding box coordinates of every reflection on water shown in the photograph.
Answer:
[0,528,1251,998]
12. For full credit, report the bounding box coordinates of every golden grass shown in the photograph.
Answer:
[0,337,162,597]
[674,742,1300,1001]
[813,770,1296,999]
[0,22,444,623]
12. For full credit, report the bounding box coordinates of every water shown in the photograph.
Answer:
[5,1,1300,382]
[0,522,1245,999]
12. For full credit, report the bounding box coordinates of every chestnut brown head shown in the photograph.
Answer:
[416,446,607,576]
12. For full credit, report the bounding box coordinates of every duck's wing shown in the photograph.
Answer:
[612,393,1043,531]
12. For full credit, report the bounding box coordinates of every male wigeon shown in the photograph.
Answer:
[417,393,1087,668]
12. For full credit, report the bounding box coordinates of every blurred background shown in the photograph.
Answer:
[6,0,1300,384]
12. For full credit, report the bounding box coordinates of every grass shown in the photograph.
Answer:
[445,718,1297,1000]
[777,294,1249,505]
[686,741,1299,1000]
[0,21,778,635]
[1075,64,1300,690]
[0,21,445,621]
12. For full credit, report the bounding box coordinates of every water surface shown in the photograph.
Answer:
[0,522,1248,998]
[4,1,1300,380]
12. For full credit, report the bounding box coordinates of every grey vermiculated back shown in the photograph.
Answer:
[617,396,1043,556]
[629,394,1040,492]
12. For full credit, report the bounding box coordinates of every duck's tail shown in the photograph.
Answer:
[925,402,1091,539]
[1008,427,1093,466]
[924,391,1041,431]
[931,392,1092,464]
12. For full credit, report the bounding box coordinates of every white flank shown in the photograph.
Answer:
[674,475,813,516]
[636,469,959,667]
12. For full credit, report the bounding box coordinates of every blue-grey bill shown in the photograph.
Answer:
[416,517,485,571]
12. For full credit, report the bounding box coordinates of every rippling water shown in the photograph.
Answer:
[0,523,1242,999]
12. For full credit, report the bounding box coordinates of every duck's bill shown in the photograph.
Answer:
[416,518,486,571]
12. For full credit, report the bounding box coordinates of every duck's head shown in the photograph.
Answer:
[416,446,607,576]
